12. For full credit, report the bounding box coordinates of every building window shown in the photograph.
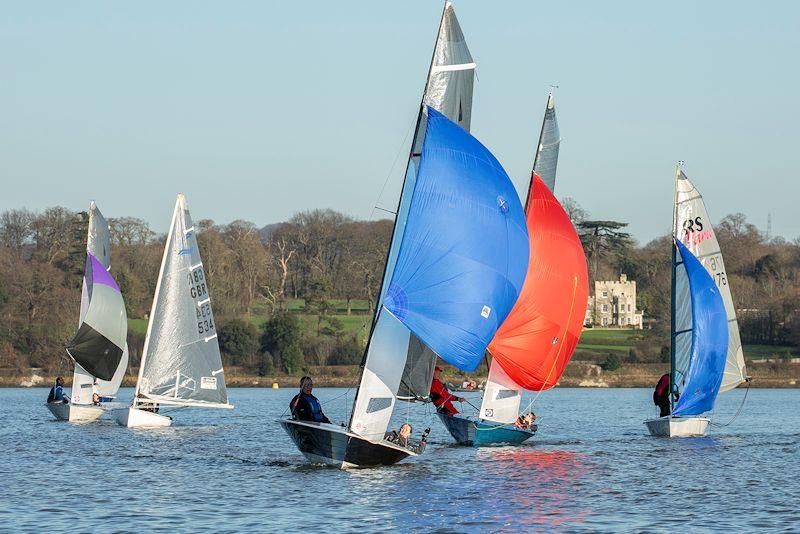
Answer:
[602,304,608,312]
[603,291,608,297]
[626,318,630,325]
[628,304,632,312]
[602,318,608,326]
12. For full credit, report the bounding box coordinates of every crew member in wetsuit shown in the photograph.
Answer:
[47,377,69,404]
[653,373,673,417]
[430,366,464,416]
[384,423,429,454]
[290,376,331,424]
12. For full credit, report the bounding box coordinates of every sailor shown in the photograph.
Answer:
[92,379,101,405]
[384,423,429,454]
[290,376,331,424]
[47,377,69,404]
[653,373,672,417]
[430,366,464,416]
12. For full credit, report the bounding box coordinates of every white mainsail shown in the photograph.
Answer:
[134,194,231,409]
[349,1,476,440]
[674,170,747,391]
[70,202,129,405]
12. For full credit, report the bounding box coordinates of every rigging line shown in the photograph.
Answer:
[368,118,416,222]
[710,380,751,427]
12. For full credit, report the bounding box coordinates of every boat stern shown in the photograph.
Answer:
[280,419,414,469]
[644,416,709,437]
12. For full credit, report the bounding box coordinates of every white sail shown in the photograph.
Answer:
[350,2,476,440]
[134,194,230,408]
[70,202,128,403]
[674,171,747,391]
[479,359,522,424]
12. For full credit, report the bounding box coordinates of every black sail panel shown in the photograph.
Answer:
[396,333,437,402]
[67,323,124,381]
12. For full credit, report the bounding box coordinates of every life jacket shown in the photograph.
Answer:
[304,394,324,422]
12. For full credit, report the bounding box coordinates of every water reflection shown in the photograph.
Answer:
[474,447,592,528]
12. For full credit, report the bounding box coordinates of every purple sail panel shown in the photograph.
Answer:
[87,252,120,292]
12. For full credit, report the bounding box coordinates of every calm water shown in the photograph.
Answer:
[1,386,798,532]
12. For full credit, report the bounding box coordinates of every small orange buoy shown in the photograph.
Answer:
[271,382,279,389]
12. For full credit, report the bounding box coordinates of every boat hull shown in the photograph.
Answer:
[280,419,415,469]
[644,416,709,437]
[438,413,536,446]
[45,402,105,422]
[114,407,173,428]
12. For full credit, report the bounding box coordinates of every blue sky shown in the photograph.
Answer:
[1,1,798,242]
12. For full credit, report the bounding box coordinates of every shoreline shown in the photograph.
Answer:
[5,362,798,389]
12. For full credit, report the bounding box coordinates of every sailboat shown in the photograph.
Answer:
[644,166,749,437]
[280,2,530,468]
[438,93,589,446]
[114,194,233,428]
[47,201,129,422]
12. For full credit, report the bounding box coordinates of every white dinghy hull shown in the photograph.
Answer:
[644,416,709,437]
[45,402,105,422]
[114,407,173,428]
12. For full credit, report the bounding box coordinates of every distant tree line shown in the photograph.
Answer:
[0,201,797,375]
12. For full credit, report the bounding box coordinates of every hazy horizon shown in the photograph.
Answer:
[2,1,798,242]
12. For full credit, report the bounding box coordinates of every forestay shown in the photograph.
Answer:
[67,202,128,388]
[672,240,728,416]
[350,2,477,439]
[674,171,747,391]
[135,194,230,408]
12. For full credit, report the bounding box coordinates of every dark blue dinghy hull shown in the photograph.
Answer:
[437,413,535,447]
[280,419,415,469]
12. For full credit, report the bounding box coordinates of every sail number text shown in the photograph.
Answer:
[189,268,215,334]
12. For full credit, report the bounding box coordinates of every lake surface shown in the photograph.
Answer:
[2,387,798,531]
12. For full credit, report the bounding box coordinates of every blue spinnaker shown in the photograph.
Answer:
[384,107,529,372]
[672,240,728,416]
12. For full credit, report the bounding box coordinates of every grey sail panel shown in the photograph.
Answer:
[138,195,229,406]
[396,334,437,401]
[672,249,693,388]
[533,94,561,192]
[351,2,476,439]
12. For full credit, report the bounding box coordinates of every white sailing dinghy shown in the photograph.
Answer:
[114,194,232,428]
[47,202,129,422]
[645,166,749,437]
[280,2,529,468]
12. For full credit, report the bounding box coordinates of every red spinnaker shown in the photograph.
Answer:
[487,173,589,391]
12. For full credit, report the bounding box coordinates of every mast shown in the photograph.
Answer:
[669,162,681,414]
[349,1,450,427]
